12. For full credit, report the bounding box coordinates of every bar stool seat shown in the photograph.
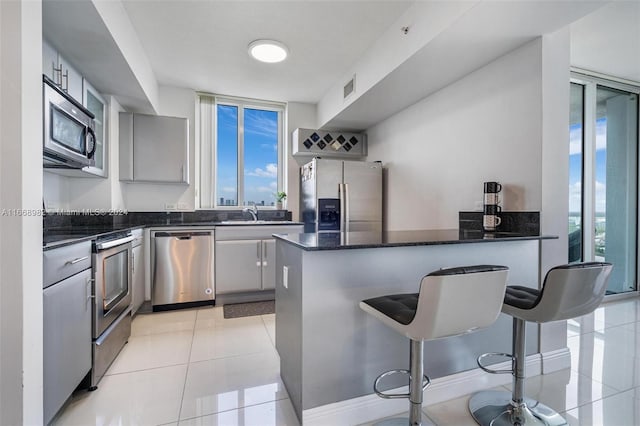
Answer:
[469,262,613,426]
[360,265,509,425]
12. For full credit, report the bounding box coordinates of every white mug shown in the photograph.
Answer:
[483,214,501,231]
[484,193,500,205]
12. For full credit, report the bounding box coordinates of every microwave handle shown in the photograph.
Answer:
[85,126,96,159]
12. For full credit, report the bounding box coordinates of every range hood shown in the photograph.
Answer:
[292,128,367,159]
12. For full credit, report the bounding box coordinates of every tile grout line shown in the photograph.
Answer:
[175,312,198,425]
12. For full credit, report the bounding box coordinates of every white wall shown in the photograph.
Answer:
[367,38,544,231]
[122,85,196,211]
[1,0,43,423]
[43,172,69,210]
[317,1,475,128]
[286,102,317,221]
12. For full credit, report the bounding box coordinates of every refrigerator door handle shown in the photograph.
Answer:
[339,183,345,232]
[344,183,350,232]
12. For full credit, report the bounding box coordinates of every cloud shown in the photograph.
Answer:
[254,185,276,193]
[260,143,277,151]
[569,126,582,155]
[569,181,581,213]
[245,111,278,138]
[569,180,607,213]
[220,186,236,194]
[595,180,606,213]
[569,117,608,155]
[246,163,277,177]
[595,118,607,151]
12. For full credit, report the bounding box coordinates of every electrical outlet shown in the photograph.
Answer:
[178,203,188,210]
[165,203,176,210]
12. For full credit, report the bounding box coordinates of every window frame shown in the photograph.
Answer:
[570,70,640,300]
[197,94,285,209]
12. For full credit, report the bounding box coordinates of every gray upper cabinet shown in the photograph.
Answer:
[42,39,58,82]
[120,112,189,184]
[42,39,83,103]
[81,79,108,178]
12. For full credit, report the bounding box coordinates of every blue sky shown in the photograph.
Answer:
[569,117,607,214]
[216,105,278,206]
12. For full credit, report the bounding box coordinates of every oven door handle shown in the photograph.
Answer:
[95,235,134,250]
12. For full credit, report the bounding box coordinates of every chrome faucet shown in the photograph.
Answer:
[242,204,258,221]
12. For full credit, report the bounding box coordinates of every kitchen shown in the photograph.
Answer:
[2,1,640,425]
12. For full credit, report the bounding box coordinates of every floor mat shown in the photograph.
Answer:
[223,300,275,319]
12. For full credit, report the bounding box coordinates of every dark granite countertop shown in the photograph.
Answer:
[273,229,557,251]
[43,221,303,251]
[43,224,145,251]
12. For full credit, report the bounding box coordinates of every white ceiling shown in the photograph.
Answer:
[42,1,639,120]
[121,0,413,103]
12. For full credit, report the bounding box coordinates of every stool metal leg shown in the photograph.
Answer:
[409,339,424,425]
[372,339,431,426]
[512,316,526,406]
[468,318,567,426]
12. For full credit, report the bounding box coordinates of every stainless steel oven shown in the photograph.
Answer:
[91,232,134,388]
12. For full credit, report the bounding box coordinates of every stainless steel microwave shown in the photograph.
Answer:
[43,75,96,169]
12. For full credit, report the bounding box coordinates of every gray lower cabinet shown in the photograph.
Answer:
[215,225,302,294]
[262,239,276,290]
[43,268,92,424]
[215,239,263,293]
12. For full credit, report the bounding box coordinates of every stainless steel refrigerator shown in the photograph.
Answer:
[300,158,382,233]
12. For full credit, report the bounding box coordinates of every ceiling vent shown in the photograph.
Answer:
[343,75,356,100]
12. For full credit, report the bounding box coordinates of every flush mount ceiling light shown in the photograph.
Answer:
[248,39,288,63]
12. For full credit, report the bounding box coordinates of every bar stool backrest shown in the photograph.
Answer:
[532,262,613,322]
[406,265,509,341]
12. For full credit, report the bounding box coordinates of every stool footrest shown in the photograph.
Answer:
[477,352,513,374]
[373,369,430,399]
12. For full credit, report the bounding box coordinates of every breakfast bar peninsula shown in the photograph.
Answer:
[273,229,558,424]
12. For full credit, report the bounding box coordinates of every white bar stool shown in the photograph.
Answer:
[360,265,510,426]
[469,262,613,426]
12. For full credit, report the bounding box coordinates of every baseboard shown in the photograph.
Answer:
[302,349,570,426]
[541,347,571,373]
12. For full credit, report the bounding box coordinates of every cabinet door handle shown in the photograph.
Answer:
[86,277,95,308]
[62,69,69,93]
[132,252,135,274]
[65,256,89,266]
[263,241,267,257]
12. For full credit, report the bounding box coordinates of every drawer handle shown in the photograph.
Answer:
[65,256,89,266]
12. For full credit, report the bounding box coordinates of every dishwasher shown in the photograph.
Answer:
[151,230,215,311]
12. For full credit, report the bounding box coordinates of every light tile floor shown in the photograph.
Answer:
[55,297,640,425]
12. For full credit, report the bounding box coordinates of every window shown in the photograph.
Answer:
[197,95,285,208]
[569,74,639,295]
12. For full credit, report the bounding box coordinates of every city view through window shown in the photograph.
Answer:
[570,80,638,294]
[568,117,607,262]
[216,104,279,207]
